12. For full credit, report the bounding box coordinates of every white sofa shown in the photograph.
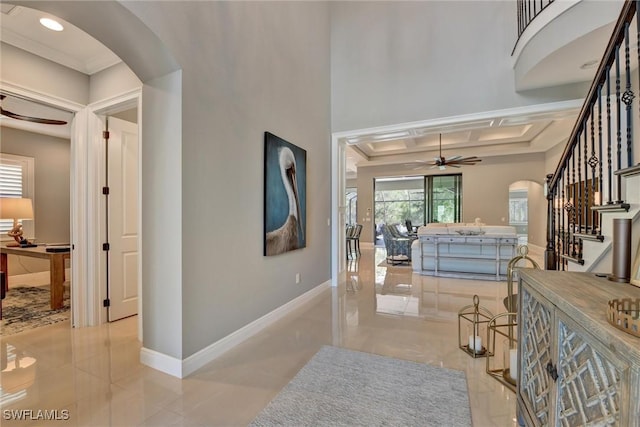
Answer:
[411,223,518,280]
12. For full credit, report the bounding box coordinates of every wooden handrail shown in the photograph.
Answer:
[548,0,634,192]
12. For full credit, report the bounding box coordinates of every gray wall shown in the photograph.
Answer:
[122,1,332,358]
[1,43,89,105]
[1,127,71,274]
[330,1,589,132]
[89,62,142,103]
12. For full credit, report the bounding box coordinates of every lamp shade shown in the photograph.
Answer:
[0,198,34,220]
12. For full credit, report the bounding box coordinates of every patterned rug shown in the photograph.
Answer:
[1,286,70,336]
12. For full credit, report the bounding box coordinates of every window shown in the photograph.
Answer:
[0,153,35,238]
[374,177,425,227]
[374,174,461,227]
[346,187,357,225]
[429,175,461,223]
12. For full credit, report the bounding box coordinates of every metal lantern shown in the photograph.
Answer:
[486,312,518,392]
[485,245,540,392]
[458,295,493,358]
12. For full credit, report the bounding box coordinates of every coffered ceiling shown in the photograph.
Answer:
[343,104,581,177]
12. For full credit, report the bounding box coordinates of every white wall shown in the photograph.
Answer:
[330,1,589,133]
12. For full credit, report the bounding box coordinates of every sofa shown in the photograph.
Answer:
[411,222,518,280]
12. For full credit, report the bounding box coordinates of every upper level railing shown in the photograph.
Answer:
[517,0,555,38]
[545,0,639,270]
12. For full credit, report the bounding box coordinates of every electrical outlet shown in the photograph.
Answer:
[295,273,301,284]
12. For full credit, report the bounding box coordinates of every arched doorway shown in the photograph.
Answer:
[508,180,545,250]
[8,1,183,368]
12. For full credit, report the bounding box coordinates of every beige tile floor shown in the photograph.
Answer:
[1,246,525,426]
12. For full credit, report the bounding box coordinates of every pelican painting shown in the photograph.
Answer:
[264,132,306,256]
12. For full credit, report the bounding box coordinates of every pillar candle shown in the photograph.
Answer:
[468,335,482,352]
[509,349,518,380]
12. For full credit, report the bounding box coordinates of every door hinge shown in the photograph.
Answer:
[102,186,110,195]
[103,130,110,140]
[103,243,110,251]
[103,299,110,307]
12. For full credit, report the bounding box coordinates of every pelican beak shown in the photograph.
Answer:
[287,165,304,241]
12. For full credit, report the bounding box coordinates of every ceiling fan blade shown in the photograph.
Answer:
[0,107,68,125]
[447,155,463,161]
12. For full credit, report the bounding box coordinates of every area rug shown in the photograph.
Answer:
[1,286,70,336]
[250,346,472,426]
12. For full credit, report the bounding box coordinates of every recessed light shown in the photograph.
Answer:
[40,17,64,32]
[580,59,599,70]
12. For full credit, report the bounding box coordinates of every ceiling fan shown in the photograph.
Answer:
[0,94,68,125]
[410,134,481,170]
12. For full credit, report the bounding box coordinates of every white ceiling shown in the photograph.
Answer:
[0,4,120,138]
[1,4,120,75]
[0,3,603,167]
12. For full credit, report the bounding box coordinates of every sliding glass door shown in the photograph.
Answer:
[374,174,461,228]
[429,175,461,223]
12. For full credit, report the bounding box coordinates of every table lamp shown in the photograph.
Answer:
[0,198,35,247]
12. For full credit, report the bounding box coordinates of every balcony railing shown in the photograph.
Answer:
[517,0,555,38]
[545,0,639,270]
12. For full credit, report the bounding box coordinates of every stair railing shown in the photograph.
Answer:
[517,0,555,39]
[545,0,639,270]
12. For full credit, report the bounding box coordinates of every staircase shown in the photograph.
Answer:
[544,0,640,273]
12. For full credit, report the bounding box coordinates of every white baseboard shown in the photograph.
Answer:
[140,347,182,378]
[140,280,330,378]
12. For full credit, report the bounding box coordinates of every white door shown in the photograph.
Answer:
[107,116,139,321]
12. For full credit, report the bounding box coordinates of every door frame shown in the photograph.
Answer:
[0,81,86,324]
[0,82,142,334]
[89,89,142,335]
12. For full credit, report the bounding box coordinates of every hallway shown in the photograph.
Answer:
[1,246,518,426]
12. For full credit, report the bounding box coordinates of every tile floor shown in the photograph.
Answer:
[1,246,524,426]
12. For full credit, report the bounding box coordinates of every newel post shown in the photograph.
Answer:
[544,174,557,270]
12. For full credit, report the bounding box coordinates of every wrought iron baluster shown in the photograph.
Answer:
[589,109,598,234]
[606,71,613,204]
[570,147,576,258]
[624,21,634,168]
[598,84,603,209]
[577,129,583,237]
[561,172,566,270]
[555,186,560,270]
[615,47,623,203]
[582,124,588,235]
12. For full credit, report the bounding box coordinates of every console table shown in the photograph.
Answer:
[416,235,517,281]
[0,245,70,310]
[517,269,640,426]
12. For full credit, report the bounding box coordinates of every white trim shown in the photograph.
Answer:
[174,281,330,378]
[140,347,182,379]
[70,108,89,327]
[0,80,84,112]
[87,88,143,326]
[331,134,340,287]
[333,100,583,141]
[90,88,141,114]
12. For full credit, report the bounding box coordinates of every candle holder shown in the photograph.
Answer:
[458,295,493,358]
[486,312,518,392]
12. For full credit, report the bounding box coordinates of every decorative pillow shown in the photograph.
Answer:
[455,230,486,236]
